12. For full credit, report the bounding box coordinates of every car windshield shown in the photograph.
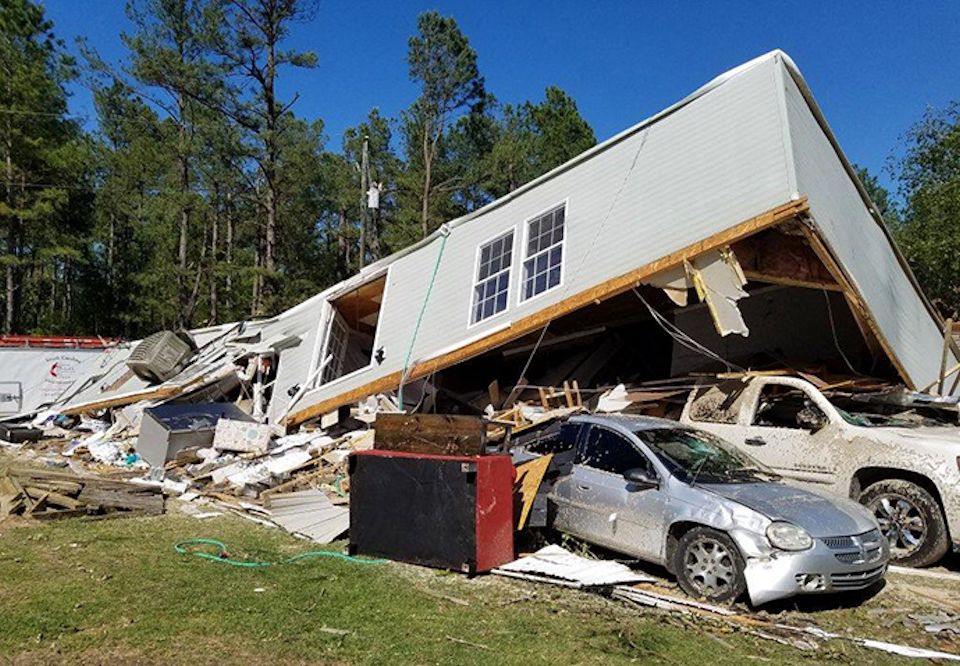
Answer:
[634,427,778,485]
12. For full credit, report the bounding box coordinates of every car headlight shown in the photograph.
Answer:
[766,521,813,551]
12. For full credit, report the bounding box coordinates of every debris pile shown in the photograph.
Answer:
[0,467,163,519]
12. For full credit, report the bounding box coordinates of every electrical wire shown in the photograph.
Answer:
[174,538,386,568]
[822,289,863,376]
[633,288,744,372]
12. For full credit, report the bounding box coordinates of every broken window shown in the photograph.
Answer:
[521,203,565,302]
[687,381,746,424]
[321,311,349,384]
[471,230,514,324]
[319,274,387,385]
[752,385,827,430]
[577,426,653,476]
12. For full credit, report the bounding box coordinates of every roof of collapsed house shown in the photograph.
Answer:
[21,49,959,426]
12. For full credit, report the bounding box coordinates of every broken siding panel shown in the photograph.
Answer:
[297,56,794,411]
[781,65,957,391]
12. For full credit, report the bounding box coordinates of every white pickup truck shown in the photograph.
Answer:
[679,376,960,566]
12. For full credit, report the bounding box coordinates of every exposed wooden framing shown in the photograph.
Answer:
[797,221,913,388]
[286,199,810,426]
[741,270,843,292]
[60,385,182,415]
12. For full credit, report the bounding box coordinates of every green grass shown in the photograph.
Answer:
[0,508,925,666]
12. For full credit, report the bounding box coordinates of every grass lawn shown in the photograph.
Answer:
[0,505,928,666]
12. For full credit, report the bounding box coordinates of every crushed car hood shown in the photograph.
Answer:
[699,482,874,537]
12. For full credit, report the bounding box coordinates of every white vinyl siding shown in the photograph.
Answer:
[471,230,514,324]
[521,204,565,301]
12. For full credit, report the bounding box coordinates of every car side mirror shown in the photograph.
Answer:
[624,467,658,490]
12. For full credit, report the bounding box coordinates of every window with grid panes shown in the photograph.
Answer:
[521,204,565,301]
[471,230,514,324]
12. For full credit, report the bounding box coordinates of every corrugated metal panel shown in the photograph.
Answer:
[298,54,794,410]
[780,62,957,390]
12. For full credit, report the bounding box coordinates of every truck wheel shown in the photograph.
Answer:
[673,526,746,603]
[860,479,949,567]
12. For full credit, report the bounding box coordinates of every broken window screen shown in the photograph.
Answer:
[522,204,565,301]
[578,426,652,476]
[472,230,514,324]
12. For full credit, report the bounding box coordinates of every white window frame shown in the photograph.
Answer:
[467,227,517,328]
[314,265,392,390]
[518,200,568,305]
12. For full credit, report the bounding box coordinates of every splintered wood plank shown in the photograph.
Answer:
[515,454,553,530]
[373,413,487,456]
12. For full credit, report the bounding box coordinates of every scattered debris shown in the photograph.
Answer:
[493,545,654,588]
[264,490,349,544]
[1,467,163,519]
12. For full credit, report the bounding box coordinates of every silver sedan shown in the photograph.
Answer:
[545,414,889,605]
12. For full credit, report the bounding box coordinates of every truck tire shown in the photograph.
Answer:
[860,479,949,567]
[673,526,746,603]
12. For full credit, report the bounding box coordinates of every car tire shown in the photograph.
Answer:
[672,526,747,603]
[859,479,949,567]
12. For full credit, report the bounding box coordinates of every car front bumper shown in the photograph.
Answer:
[738,536,889,606]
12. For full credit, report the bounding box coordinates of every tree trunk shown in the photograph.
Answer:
[225,191,233,315]
[337,207,349,277]
[259,12,279,315]
[4,79,15,334]
[210,194,219,323]
[177,112,190,328]
[359,137,369,269]
[420,118,432,238]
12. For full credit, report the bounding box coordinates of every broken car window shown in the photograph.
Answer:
[752,386,827,430]
[687,381,746,424]
[636,427,777,485]
[577,426,653,476]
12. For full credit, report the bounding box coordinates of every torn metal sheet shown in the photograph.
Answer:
[687,247,750,337]
[492,545,654,588]
[264,489,349,544]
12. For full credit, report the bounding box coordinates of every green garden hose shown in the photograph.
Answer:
[174,538,386,568]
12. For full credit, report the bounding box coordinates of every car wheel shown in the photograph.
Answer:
[673,526,746,603]
[859,479,949,567]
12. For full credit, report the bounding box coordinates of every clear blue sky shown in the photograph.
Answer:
[45,0,960,198]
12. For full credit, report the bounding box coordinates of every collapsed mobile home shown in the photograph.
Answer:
[24,50,960,426]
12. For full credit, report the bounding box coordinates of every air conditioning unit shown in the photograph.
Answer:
[126,331,197,384]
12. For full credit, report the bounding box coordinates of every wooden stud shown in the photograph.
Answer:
[939,318,954,395]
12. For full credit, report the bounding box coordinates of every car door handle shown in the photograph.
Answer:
[576,484,591,491]
[745,437,766,446]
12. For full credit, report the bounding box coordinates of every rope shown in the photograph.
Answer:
[398,225,450,408]
[174,538,386,568]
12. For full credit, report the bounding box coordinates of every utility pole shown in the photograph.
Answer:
[359,135,369,270]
